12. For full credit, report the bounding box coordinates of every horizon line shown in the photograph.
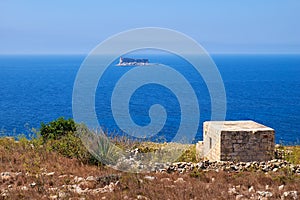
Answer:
[1,52,300,56]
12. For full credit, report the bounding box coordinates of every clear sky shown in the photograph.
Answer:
[1,0,300,54]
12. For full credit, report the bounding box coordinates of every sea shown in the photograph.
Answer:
[0,54,299,144]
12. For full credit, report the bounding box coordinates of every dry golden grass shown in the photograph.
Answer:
[283,146,300,165]
[0,137,299,200]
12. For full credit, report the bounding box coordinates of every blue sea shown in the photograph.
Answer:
[0,54,299,144]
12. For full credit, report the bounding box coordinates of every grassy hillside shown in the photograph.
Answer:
[0,136,299,200]
[0,118,299,199]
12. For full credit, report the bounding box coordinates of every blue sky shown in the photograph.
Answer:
[0,0,299,54]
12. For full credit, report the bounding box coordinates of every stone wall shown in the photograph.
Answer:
[201,121,275,162]
[202,121,221,161]
[220,130,274,162]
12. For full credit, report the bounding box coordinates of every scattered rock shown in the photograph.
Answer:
[58,191,67,198]
[30,182,36,188]
[86,176,97,182]
[15,172,22,177]
[46,172,55,176]
[74,176,85,183]
[278,185,284,191]
[248,186,255,193]
[21,186,28,191]
[160,177,171,182]
[48,187,58,192]
[137,195,149,200]
[79,180,97,190]
[68,184,88,194]
[1,190,9,197]
[281,191,298,200]
[144,175,155,181]
[228,187,238,195]
[49,195,58,200]
[90,181,118,194]
[1,172,13,181]
[96,174,121,187]
[257,191,273,198]
[265,185,270,190]
[174,177,185,184]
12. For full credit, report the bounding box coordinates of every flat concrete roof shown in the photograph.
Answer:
[204,120,274,131]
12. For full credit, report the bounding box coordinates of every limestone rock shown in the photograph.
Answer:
[278,185,284,191]
[144,175,155,181]
[281,191,298,200]
[174,177,185,184]
[1,172,13,181]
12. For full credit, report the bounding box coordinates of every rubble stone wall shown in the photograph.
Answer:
[220,130,274,162]
[202,121,275,162]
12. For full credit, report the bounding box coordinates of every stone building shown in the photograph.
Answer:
[196,120,275,162]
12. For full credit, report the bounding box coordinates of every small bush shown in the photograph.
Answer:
[40,117,76,142]
[45,132,90,163]
[39,118,100,165]
[176,145,197,162]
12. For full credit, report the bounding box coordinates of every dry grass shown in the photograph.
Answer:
[0,137,299,199]
[284,146,300,165]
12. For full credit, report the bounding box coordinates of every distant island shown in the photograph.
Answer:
[116,57,149,66]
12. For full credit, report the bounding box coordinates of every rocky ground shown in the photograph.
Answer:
[0,138,299,199]
[1,159,299,199]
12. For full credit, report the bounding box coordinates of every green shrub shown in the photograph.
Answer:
[39,118,100,165]
[45,132,99,165]
[176,144,197,162]
[38,117,199,165]
[40,117,76,142]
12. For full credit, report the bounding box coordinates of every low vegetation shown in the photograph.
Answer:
[0,117,299,199]
[283,146,300,165]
